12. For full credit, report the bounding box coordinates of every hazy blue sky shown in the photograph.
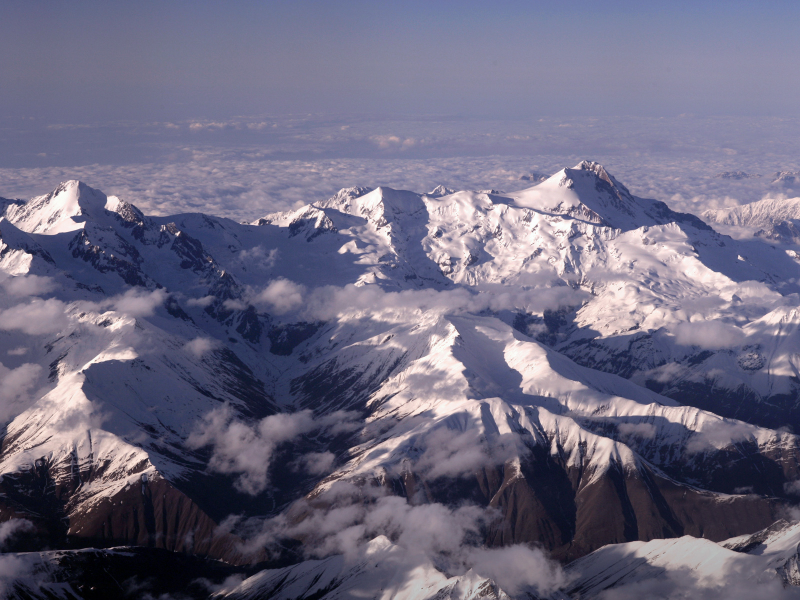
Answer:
[3,0,800,121]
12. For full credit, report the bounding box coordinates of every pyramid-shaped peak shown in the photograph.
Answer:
[515,161,707,231]
[6,180,109,235]
[315,186,373,211]
[364,186,426,215]
[428,185,456,198]
[43,180,108,213]
[316,186,425,225]
[574,160,613,179]
[564,161,633,199]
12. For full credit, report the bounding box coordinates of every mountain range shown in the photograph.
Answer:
[3,162,800,598]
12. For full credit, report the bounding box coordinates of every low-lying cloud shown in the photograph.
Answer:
[673,320,745,349]
[227,481,565,597]
[400,426,525,481]
[183,336,219,358]
[249,278,586,322]
[187,406,361,494]
[0,298,69,335]
[0,362,44,422]
[0,274,56,297]
[685,418,756,454]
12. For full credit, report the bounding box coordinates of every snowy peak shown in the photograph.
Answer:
[566,519,800,597]
[428,185,457,198]
[313,185,373,212]
[104,194,147,227]
[702,197,800,243]
[567,160,633,197]
[6,180,109,234]
[315,186,426,228]
[704,197,800,228]
[513,160,709,231]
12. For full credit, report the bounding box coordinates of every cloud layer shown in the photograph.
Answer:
[3,116,800,224]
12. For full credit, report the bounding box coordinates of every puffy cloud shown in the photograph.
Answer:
[685,419,755,454]
[618,422,657,439]
[0,362,44,422]
[108,288,168,317]
[0,555,35,597]
[237,246,278,269]
[184,337,218,358]
[186,295,215,307]
[784,480,800,497]
[0,522,39,596]
[295,451,336,476]
[253,278,306,314]
[0,518,34,550]
[0,298,69,335]
[401,426,524,481]
[230,483,565,597]
[673,320,745,349]
[0,274,56,297]
[248,279,585,322]
[187,406,361,495]
[465,544,565,596]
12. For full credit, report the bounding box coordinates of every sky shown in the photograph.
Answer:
[4,0,800,121]
[2,1,800,217]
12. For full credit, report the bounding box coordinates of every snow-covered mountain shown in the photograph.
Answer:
[566,519,800,598]
[703,196,800,243]
[4,163,800,597]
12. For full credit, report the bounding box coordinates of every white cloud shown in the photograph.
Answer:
[403,426,524,481]
[295,451,336,476]
[0,519,34,550]
[0,298,69,335]
[784,480,800,497]
[254,280,586,323]
[465,544,565,596]
[252,278,306,314]
[187,406,361,495]
[673,320,745,349]
[685,419,755,454]
[186,295,215,308]
[229,483,565,597]
[0,274,56,297]
[7,347,28,356]
[238,246,278,269]
[184,337,218,358]
[618,422,657,439]
[108,288,168,317]
[3,116,798,225]
[0,555,35,597]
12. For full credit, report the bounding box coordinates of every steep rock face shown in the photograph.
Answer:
[0,467,252,563]
[477,452,778,562]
